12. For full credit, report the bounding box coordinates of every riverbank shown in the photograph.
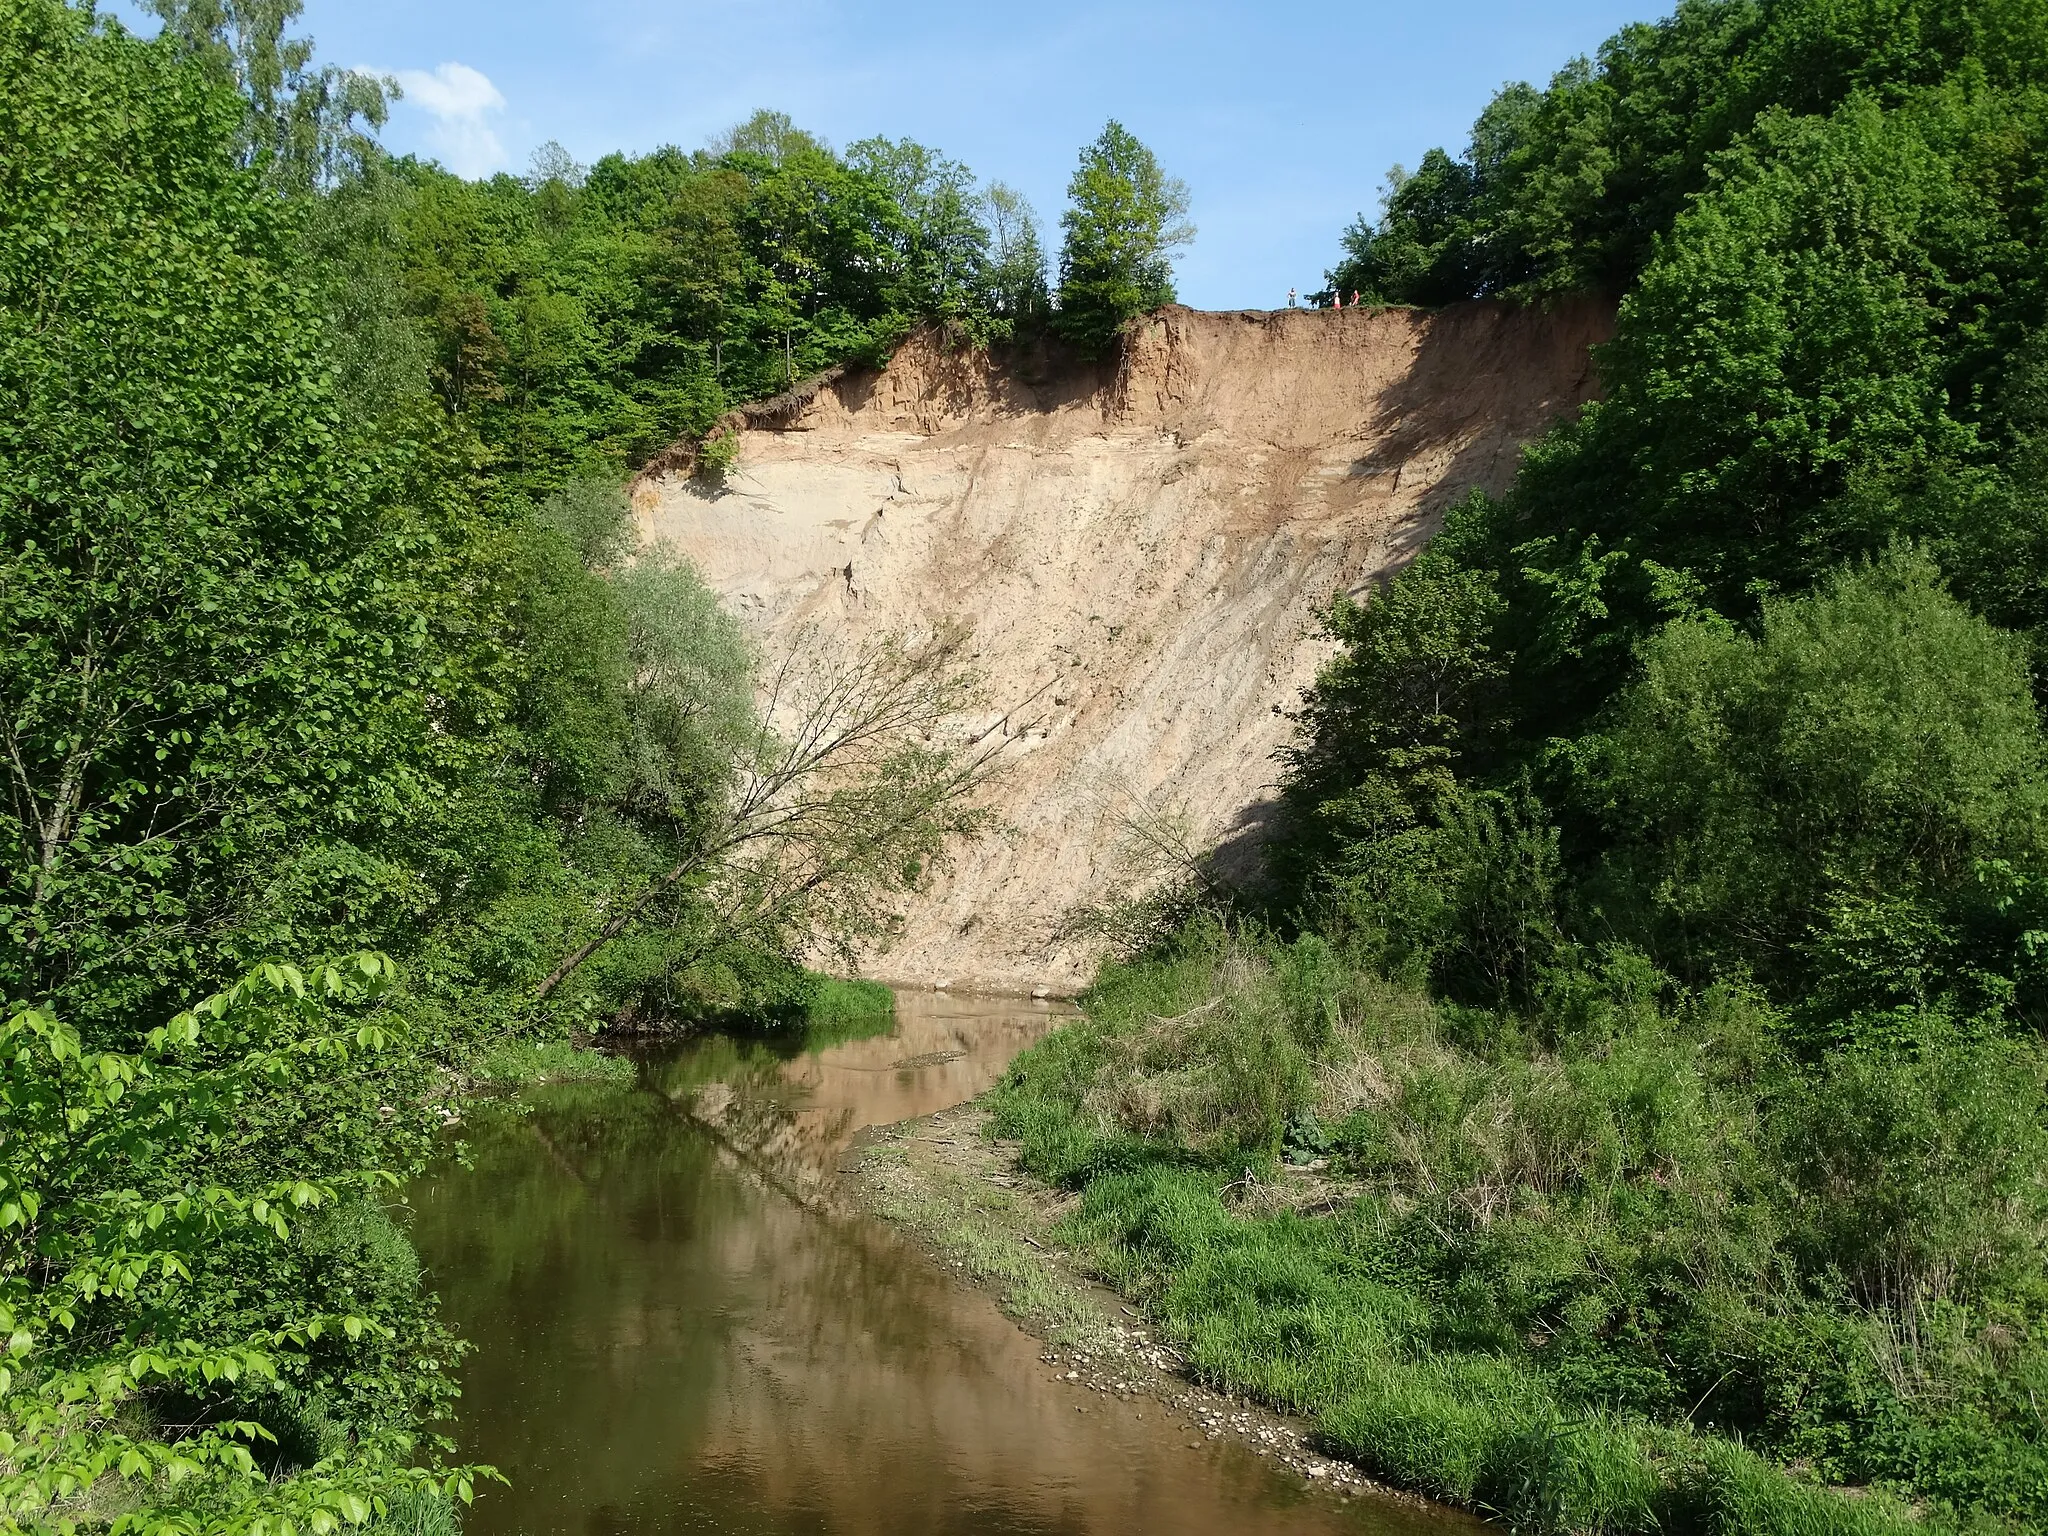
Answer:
[849,932,1984,1536]
[851,1103,1450,1517]
[419,988,1452,1536]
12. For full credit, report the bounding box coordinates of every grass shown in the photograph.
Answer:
[797,975,896,1046]
[982,924,2042,1534]
[471,1037,637,1086]
[369,1485,460,1536]
[860,1122,1113,1351]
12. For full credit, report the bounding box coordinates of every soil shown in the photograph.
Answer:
[635,301,1611,996]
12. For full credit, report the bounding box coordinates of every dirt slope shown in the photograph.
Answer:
[634,300,1611,995]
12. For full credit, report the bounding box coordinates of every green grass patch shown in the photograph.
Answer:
[472,1037,637,1086]
[983,926,2017,1533]
[799,975,896,1045]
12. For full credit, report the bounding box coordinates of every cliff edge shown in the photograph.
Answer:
[634,299,1612,995]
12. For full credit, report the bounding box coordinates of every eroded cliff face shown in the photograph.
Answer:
[634,299,1611,995]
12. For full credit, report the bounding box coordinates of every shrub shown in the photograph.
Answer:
[1775,1026,2048,1314]
[1597,549,2048,1026]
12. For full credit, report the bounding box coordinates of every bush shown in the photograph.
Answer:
[1596,549,2048,1027]
[1775,1026,2048,1313]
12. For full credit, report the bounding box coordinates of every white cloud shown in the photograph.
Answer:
[388,63,508,179]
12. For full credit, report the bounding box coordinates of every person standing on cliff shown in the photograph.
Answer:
[1287,287,1296,307]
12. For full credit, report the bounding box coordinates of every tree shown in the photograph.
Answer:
[707,108,828,166]
[0,0,481,1030]
[533,621,1007,1006]
[525,139,586,234]
[726,145,918,386]
[1318,0,2048,306]
[981,182,1050,323]
[657,167,752,380]
[846,136,993,326]
[142,0,393,189]
[1053,121,1193,356]
[1490,85,2038,733]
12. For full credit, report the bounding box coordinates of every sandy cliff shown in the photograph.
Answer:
[634,299,1611,995]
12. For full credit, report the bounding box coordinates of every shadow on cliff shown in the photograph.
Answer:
[1338,297,1613,581]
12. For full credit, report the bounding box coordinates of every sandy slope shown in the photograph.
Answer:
[634,299,1611,995]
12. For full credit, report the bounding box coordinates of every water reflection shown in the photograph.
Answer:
[408,992,1466,1536]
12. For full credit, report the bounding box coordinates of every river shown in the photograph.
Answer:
[408,990,1471,1536]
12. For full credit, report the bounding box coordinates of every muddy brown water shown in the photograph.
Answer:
[408,991,1467,1536]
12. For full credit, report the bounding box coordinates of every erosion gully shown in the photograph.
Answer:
[408,990,1468,1536]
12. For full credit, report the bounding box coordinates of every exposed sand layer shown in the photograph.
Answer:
[635,300,1611,994]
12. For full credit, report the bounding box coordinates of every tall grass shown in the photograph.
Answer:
[988,923,2047,1532]
[472,1037,638,1085]
[799,975,896,1044]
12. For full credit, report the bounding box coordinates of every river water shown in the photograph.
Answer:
[408,991,1468,1536]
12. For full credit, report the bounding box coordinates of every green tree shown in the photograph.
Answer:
[981,182,1050,323]
[656,166,752,382]
[1053,121,1193,356]
[1596,550,2048,1028]
[142,0,393,189]
[1322,0,2048,305]
[0,0,486,1031]
[1491,83,2045,732]
[847,136,994,328]
[707,108,828,166]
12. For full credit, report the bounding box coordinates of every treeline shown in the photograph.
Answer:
[370,117,1046,501]
[356,111,1190,504]
[996,2,2048,1532]
[0,0,1193,1528]
[1323,0,2048,307]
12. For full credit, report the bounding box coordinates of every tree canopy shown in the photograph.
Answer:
[1053,121,1194,356]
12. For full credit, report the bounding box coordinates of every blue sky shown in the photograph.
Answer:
[122,0,1667,310]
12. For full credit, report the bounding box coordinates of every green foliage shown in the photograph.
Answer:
[0,3,1026,1529]
[1236,12,2048,1523]
[143,0,393,191]
[800,976,895,1037]
[1281,6,2048,1032]
[0,956,484,1533]
[404,475,763,1021]
[1594,552,2048,1025]
[1052,122,1193,356]
[1277,552,1566,1000]
[1325,0,2048,305]
[0,0,490,1034]
[981,183,1051,325]
[389,117,1049,502]
[994,928,2043,1529]
[471,1037,635,1086]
